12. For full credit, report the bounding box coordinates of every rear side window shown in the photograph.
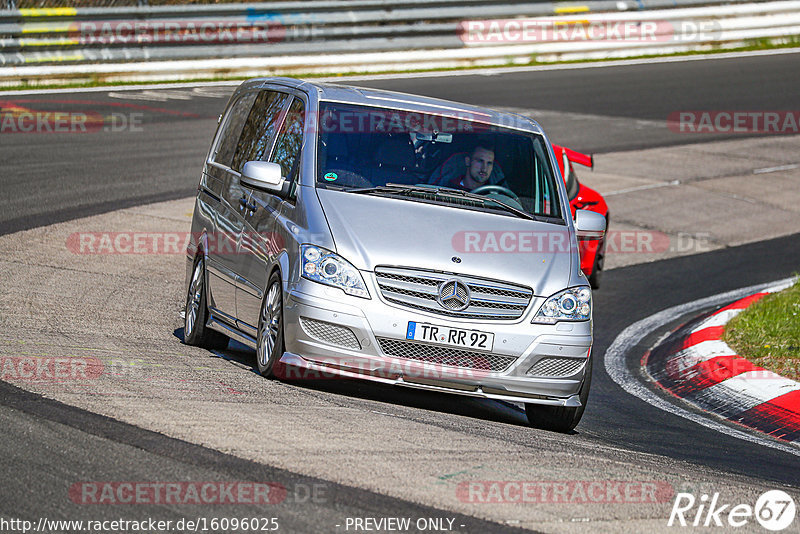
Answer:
[231,90,291,173]
[271,98,305,198]
[212,92,257,167]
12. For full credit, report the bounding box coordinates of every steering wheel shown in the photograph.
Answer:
[471,184,521,203]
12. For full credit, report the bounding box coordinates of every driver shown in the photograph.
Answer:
[448,143,495,191]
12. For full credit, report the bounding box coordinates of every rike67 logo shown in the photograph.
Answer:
[668,490,796,531]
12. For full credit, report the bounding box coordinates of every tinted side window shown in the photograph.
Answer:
[231,90,290,173]
[212,92,257,167]
[271,98,305,199]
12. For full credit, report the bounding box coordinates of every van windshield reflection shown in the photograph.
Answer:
[316,102,564,220]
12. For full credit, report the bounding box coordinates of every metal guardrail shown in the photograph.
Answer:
[0,0,778,66]
[0,0,797,84]
[6,1,147,7]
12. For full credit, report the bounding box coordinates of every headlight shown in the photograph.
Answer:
[300,244,370,299]
[533,287,591,324]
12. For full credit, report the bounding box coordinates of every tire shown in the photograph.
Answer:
[256,272,285,378]
[183,257,229,350]
[524,356,593,433]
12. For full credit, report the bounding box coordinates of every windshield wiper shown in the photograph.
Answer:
[431,188,542,222]
[345,183,450,194]
[344,183,544,222]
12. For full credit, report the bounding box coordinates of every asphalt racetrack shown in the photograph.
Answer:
[1,50,799,533]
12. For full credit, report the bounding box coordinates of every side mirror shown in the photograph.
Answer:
[241,161,285,194]
[575,209,606,240]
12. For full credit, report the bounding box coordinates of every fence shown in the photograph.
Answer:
[0,0,798,85]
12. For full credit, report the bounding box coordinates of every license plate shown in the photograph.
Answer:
[406,322,494,351]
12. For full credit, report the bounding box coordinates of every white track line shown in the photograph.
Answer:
[603,276,800,456]
[753,163,800,174]
[0,80,241,96]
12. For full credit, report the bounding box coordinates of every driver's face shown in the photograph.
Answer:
[466,147,494,184]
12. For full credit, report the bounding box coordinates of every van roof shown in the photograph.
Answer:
[242,76,543,134]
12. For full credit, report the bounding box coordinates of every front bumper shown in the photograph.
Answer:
[280,276,593,407]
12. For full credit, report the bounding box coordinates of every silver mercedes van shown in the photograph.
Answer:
[183,77,605,432]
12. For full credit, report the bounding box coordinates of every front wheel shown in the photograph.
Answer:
[525,356,592,433]
[256,273,285,378]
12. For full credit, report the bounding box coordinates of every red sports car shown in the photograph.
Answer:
[552,145,608,289]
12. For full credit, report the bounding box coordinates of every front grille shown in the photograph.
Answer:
[526,357,586,377]
[300,318,361,350]
[374,266,532,320]
[377,338,516,373]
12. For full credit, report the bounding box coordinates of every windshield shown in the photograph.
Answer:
[315,102,564,220]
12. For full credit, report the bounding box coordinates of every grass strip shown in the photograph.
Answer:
[724,278,800,382]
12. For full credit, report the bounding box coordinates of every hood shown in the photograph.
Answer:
[316,189,575,297]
